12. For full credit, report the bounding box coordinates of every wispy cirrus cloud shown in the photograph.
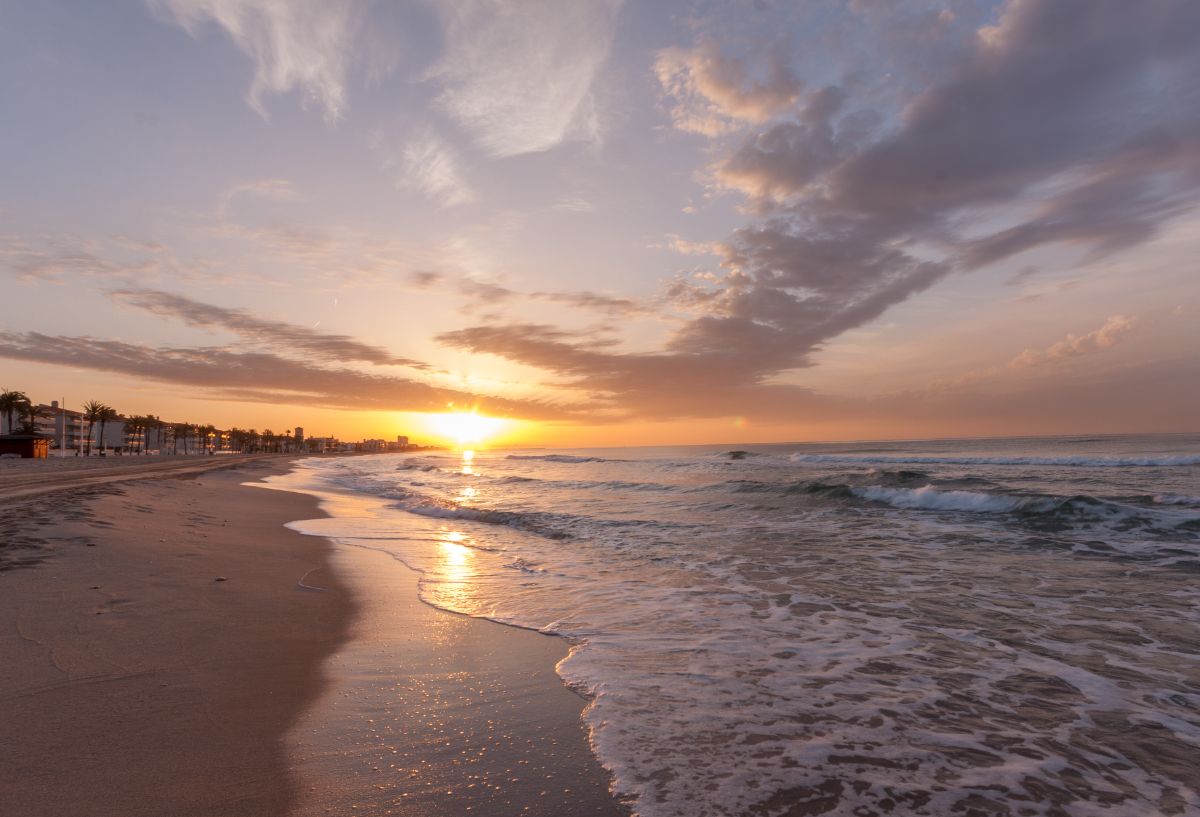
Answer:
[371,128,478,208]
[147,0,370,120]
[216,178,301,220]
[112,288,429,369]
[0,234,223,286]
[427,0,623,157]
[531,290,651,318]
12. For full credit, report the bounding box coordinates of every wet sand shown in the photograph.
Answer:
[287,542,628,816]
[0,459,626,816]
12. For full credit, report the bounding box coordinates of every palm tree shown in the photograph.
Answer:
[17,397,39,434]
[140,415,163,454]
[97,406,118,455]
[124,415,143,454]
[198,423,218,454]
[81,400,109,456]
[0,388,30,434]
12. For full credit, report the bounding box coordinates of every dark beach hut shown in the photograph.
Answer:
[0,434,50,459]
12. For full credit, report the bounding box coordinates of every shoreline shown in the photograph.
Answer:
[0,455,627,816]
[261,468,630,816]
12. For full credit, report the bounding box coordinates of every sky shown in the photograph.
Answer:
[1,0,1198,447]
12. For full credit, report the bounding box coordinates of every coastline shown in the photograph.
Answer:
[284,542,629,816]
[263,468,630,816]
[0,458,352,816]
[0,456,628,817]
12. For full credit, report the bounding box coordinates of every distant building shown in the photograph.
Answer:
[35,402,85,452]
[306,436,337,453]
[397,435,409,447]
[294,427,304,446]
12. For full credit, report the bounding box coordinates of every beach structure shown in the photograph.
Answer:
[0,434,50,458]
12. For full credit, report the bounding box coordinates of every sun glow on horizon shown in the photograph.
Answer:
[425,411,508,446]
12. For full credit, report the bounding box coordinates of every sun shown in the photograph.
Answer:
[427,411,507,446]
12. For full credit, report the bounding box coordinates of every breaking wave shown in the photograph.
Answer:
[506,454,610,464]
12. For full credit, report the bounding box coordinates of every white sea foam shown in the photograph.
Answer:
[852,484,1039,512]
[506,454,608,463]
[1155,493,1200,506]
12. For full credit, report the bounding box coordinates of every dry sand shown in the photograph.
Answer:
[0,460,348,816]
[0,453,269,504]
[0,458,627,816]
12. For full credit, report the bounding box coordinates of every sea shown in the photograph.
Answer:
[269,433,1200,817]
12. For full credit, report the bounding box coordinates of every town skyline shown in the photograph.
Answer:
[0,386,416,454]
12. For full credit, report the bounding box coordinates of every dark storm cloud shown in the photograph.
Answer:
[113,289,429,369]
[0,330,573,420]
[439,0,1200,421]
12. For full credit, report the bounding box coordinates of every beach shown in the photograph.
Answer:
[0,457,625,816]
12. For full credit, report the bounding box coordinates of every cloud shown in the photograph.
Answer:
[435,322,831,420]
[370,128,478,208]
[427,0,623,157]
[531,290,651,318]
[454,277,518,316]
[660,235,722,257]
[0,330,572,420]
[147,0,369,120]
[1010,315,1136,368]
[829,0,1200,226]
[655,41,805,135]
[437,0,1200,423]
[551,197,597,214]
[0,234,222,286]
[398,130,477,207]
[216,178,301,220]
[112,288,428,369]
[714,86,865,201]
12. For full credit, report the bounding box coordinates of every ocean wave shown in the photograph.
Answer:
[789,453,1200,467]
[1154,493,1200,506]
[848,485,1200,535]
[395,462,440,472]
[398,502,573,540]
[505,454,610,463]
[853,484,1038,513]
